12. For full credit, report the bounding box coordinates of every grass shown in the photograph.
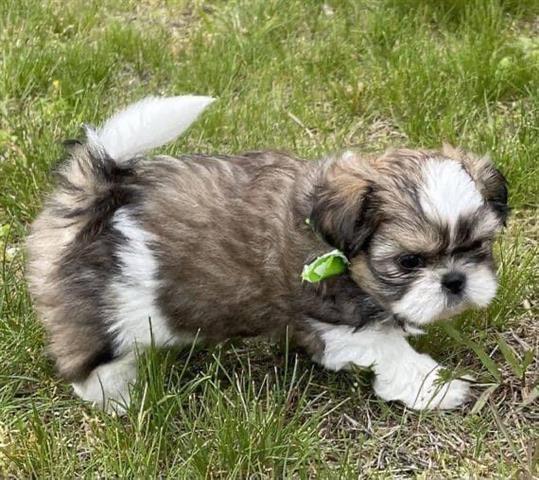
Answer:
[0,0,538,477]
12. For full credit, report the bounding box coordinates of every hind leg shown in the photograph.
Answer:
[56,210,198,413]
[72,352,137,414]
[68,209,173,414]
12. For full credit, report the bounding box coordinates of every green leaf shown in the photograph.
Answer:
[301,250,349,283]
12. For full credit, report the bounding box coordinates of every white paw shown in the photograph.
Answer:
[373,354,471,410]
[406,374,471,410]
[72,353,137,415]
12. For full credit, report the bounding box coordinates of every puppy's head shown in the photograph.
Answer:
[310,145,508,327]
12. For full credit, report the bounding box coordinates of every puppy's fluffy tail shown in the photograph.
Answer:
[63,94,213,209]
[39,95,214,238]
[84,95,215,162]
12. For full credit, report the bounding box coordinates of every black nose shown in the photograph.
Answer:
[442,272,466,295]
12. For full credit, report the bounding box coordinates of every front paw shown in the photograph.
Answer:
[373,355,472,410]
[407,375,471,410]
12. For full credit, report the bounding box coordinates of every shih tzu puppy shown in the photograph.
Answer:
[26,96,508,413]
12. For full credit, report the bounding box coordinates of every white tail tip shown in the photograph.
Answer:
[86,95,215,161]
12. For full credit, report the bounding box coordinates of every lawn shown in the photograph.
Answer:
[0,0,537,477]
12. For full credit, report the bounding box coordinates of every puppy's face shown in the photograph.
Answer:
[311,146,508,327]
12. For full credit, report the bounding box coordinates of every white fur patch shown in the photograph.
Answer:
[392,270,450,325]
[109,209,194,353]
[392,262,498,325]
[313,322,470,410]
[419,159,483,230]
[72,352,137,414]
[86,95,215,161]
[314,320,400,372]
[464,264,498,307]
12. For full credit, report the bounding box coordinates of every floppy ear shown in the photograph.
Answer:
[309,153,379,258]
[478,164,509,224]
[442,144,509,225]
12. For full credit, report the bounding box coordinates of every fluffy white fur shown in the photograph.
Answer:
[314,321,470,410]
[420,159,483,231]
[464,264,498,307]
[72,352,137,414]
[109,208,180,353]
[392,262,498,325]
[392,270,453,325]
[86,95,215,161]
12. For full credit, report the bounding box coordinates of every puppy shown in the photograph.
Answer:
[26,96,508,413]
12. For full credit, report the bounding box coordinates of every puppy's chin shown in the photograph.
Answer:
[390,265,498,326]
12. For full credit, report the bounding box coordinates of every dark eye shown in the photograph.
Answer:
[398,254,425,270]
